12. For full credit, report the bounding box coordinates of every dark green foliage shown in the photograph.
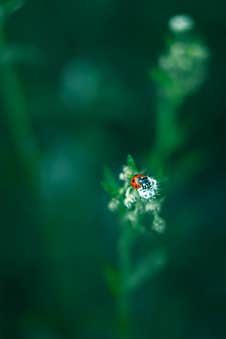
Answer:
[0,2,226,339]
[0,0,25,23]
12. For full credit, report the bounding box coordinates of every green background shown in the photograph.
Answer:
[0,1,226,338]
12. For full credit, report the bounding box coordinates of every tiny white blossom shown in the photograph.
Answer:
[119,188,124,195]
[125,211,137,224]
[152,214,166,233]
[119,172,125,181]
[108,198,120,212]
[137,177,158,200]
[124,187,137,208]
[119,166,134,181]
[145,200,160,212]
[169,15,194,33]
[158,40,209,97]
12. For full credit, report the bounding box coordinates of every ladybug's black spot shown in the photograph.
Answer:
[132,179,135,182]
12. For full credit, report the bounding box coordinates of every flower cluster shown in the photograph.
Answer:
[104,155,165,233]
[119,166,159,207]
[153,15,209,101]
[168,15,194,33]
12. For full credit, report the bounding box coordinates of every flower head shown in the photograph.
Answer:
[103,155,165,233]
[152,15,209,101]
[108,198,120,212]
[124,187,138,208]
[169,15,194,33]
[119,165,134,181]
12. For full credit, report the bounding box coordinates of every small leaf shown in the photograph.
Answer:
[101,166,119,197]
[127,154,138,173]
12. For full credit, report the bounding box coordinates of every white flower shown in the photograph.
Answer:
[137,177,158,200]
[125,211,137,224]
[108,198,120,212]
[145,200,160,212]
[124,187,137,208]
[169,15,194,33]
[119,166,133,181]
[158,40,209,97]
[152,214,166,233]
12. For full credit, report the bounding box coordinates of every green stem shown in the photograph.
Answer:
[117,223,134,339]
[0,24,40,188]
[150,95,183,173]
[156,97,180,151]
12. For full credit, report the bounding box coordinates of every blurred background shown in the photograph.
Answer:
[0,1,226,338]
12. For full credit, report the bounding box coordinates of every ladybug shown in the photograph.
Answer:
[130,174,146,189]
[130,174,158,199]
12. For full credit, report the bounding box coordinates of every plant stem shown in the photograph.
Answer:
[117,223,134,339]
[150,95,183,173]
[0,24,40,188]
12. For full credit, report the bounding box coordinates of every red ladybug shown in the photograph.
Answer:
[130,174,158,199]
[130,174,146,190]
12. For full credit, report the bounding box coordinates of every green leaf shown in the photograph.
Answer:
[127,154,138,173]
[101,166,119,197]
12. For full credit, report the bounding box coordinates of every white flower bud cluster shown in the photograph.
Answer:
[152,213,166,233]
[144,199,161,213]
[119,165,134,181]
[137,177,158,200]
[169,15,194,33]
[159,40,209,97]
[108,198,120,212]
[124,187,138,208]
[155,15,209,99]
[125,210,138,225]
[106,156,165,233]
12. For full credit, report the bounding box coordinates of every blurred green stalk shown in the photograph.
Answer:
[151,95,183,173]
[0,25,40,188]
[117,224,134,339]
